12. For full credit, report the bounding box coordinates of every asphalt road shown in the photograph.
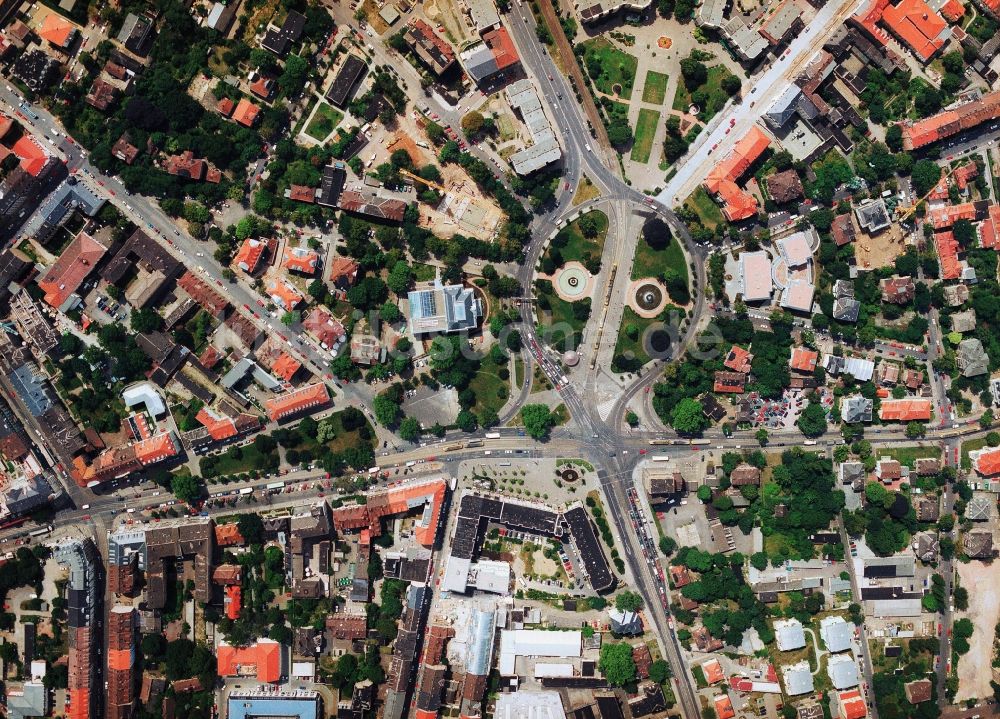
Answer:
[656,0,866,206]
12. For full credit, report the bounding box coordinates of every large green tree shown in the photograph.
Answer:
[599,642,637,686]
[671,397,708,434]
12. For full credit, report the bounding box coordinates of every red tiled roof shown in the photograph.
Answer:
[934,231,962,279]
[981,205,1000,249]
[704,126,771,221]
[703,659,725,685]
[215,523,245,547]
[196,407,238,441]
[328,256,359,285]
[265,383,330,422]
[973,447,1000,476]
[940,0,964,20]
[134,433,180,464]
[178,270,229,315]
[217,97,235,117]
[902,89,1000,149]
[271,352,301,382]
[839,690,867,719]
[232,238,266,274]
[165,150,205,180]
[723,345,753,373]
[713,371,745,393]
[879,399,932,421]
[225,584,241,620]
[232,98,261,127]
[289,185,315,203]
[483,26,519,69]
[929,202,975,229]
[953,161,977,189]
[249,76,274,99]
[199,345,222,369]
[11,135,49,176]
[267,279,305,310]
[881,0,948,61]
[790,347,818,373]
[715,695,736,719]
[330,477,447,546]
[283,246,319,274]
[303,307,346,347]
[0,114,13,141]
[217,641,281,682]
[38,13,76,47]
[39,231,107,309]
[112,134,139,164]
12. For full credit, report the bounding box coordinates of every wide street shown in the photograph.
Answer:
[656,0,867,206]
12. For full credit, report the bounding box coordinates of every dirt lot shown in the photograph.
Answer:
[855,224,907,270]
[423,0,471,45]
[955,557,1000,702]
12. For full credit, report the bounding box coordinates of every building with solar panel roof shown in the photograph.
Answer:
[407,279,483,335]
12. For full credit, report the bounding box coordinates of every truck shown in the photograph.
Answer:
[239,487,254,495]
[405,460,417,467]
[803,440,817,446]
[466,439,484,448]
[485,432,501,439]
[265,481,285,491]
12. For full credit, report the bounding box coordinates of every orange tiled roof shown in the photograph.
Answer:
[165,150,205,180]
[232,98,261,127]
[271,352,301,382]
[879,399,932,421]
[225,584,241,620]
[328,256,359,284]
[933,231,962,279]
[953,161,977,189]
[196,406,238,440]
[980,204,1000,249]
[39,231,107,309]
[11,135,49,176]
[217,97,235,117]
[703,659,725,685]
[723,345,753,373]
[215,523,245,547]
[264,382,329,422]
[715,695,735,719]
[250,76,273,99]
[283,246,319,275]
[927,176,949,201]
[134,432,180,464]
[483,26,519,69]
[840,690,867,719]
[267,278,305,311]
[790,347,818,373]
[232,238,266,274]
[704,126,771,221]
[902,89,1000,149]
[0,114,13,141]
[973,447,1000,476]
[939,0,964,19]
[881,0,948,61]
[330,477,447,547]
[217,641,281,683]
[38,13,76,47]
[929,202,976,229]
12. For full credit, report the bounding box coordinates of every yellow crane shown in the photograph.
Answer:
[398,168,500,236]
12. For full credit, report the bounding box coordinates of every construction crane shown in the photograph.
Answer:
[895,161,967,222]
[397,168,497,213]
[398,168,500,236]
